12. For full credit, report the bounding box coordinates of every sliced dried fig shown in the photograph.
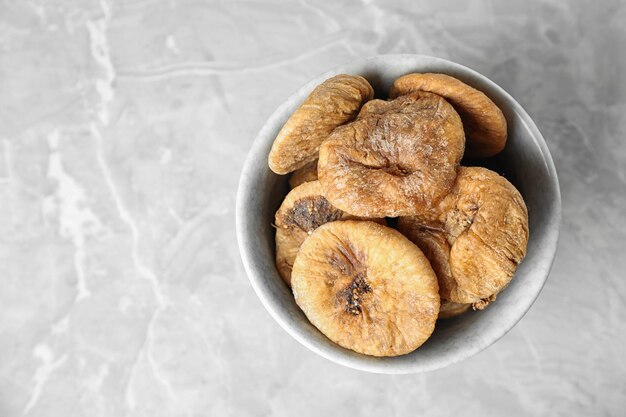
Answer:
[268,75,374,175]
[318,91,465,217]
[274,181,380,286]
[291,220,440,357]
[438,300,471,319]
[398,167,528,307]
[288,159,318,189]
[390,73,507,157]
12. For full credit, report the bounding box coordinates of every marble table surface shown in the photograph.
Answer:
[1,0,625,416]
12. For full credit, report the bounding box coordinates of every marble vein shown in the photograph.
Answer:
[116,32,346,80]
[43,130,95,301]
[21,345,68,415]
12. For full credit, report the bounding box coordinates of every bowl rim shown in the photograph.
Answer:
[236,54,562,374]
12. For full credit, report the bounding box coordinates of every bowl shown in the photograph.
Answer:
[236,55,561,374]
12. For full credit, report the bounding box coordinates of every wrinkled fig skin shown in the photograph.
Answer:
[274,181,381,286]
[398,167,529,307]
[288,159,318,189]
[319,92,465,218]
[291,221,440,357]
[438,300,471,319]
[390,73,507,158]
[268,75,374,175]
[395,224,455,298]
[275,181,343,286]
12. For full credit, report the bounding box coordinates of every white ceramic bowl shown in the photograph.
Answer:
[236,55,561,374]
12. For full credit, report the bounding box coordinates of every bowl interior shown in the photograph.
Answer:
[237,55,561,373]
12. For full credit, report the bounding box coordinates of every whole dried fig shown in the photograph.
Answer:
[398,166,528,308]
[390,73,507,158]
[318,91,465,218]
[274,181,380,286]
[288,159,318,189]
[291,220,440,357]
[268,75,374,175]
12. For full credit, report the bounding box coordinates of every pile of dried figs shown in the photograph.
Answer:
[268,73,529,357]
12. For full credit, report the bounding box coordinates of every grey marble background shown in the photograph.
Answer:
[1,0,625,416]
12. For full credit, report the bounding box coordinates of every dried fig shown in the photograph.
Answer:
[398,167,528,308]
[318,91,465,218]
[288,159,318,189]
[274,181,380,286]
[355,98,393,118]
[268,75,374,175]
[390,73,507,157]
[438,300,471,319]
[395,223,455,297]
[291,220,440,356]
